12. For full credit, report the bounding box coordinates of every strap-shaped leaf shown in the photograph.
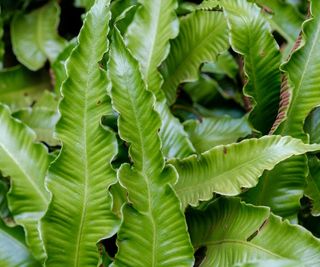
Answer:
[220,0,281,134]
[0,66,51,111]
[0,219,40,267]
[241,155,307,219]
[11,1,66,70]
[109,29,194,267]
[184,116,251,153]
[126,0,178,98]
[187,198,320,266]
[273,0,320,140]
[125,0,194,159]
[156,100,195,159]
[254,0,304,57]
[161,10,229,104]
[245,0,320,219]
[170,135,320,207]
[13,91,60,146]
[0,104,50,260]
[42,1,119,266]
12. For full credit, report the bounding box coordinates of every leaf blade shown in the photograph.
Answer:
[42,1,119,266]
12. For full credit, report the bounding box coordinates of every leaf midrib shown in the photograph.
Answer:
[283,16,320,134]
[176,142,304,198]
[163,12,227,93]
[0,143,48,207]
[205,239,285,259]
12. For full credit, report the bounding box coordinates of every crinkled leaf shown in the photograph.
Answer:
[273,0,320,140]
[11,1,66,70]
[0,104,50,261]
[187,197,320,266]
[161,10,229,104]
[247,0,320,220]
[51,39,77,94]
[42,1,119,266]
[109,29,194,267]
[255,0,304,58]
[184,116,251,153]
[220,0,281,134]
[170,135,320,208]
[126,0,179,99]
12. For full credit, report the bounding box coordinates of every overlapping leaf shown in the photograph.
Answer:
[170,135,320,208]
[245,0,320,219]
[0,219,41,267]
[161,10,229,104]
[273,0,320,140]
[11,1,66,70]
[219,0,281,134]
[187,198,320,266]
[184,116,251,153]
[42,1,119,266]
[109,29,194,267]
[255,0,304,58]
[126,0,178,98]
[0,104,50,261]
[156,100,195,159]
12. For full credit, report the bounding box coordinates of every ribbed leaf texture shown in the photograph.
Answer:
[10,1,66,71]
[42,1,119,266]
[245,0,320,219]
[125,0,178,98]
[0,219,41,267]
[125,0,194,159]
[170,135,320,208]
[184,116,251,153]
[156,100,195,159]
[220,0,281,134]
[187,198,320,267]
[255,0,304,57]
[161,10,229,104]
[0,104,49,261]
[274,0,320,140]
[109,29,194,267]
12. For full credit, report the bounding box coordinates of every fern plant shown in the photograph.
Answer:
[0,0,320,266]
